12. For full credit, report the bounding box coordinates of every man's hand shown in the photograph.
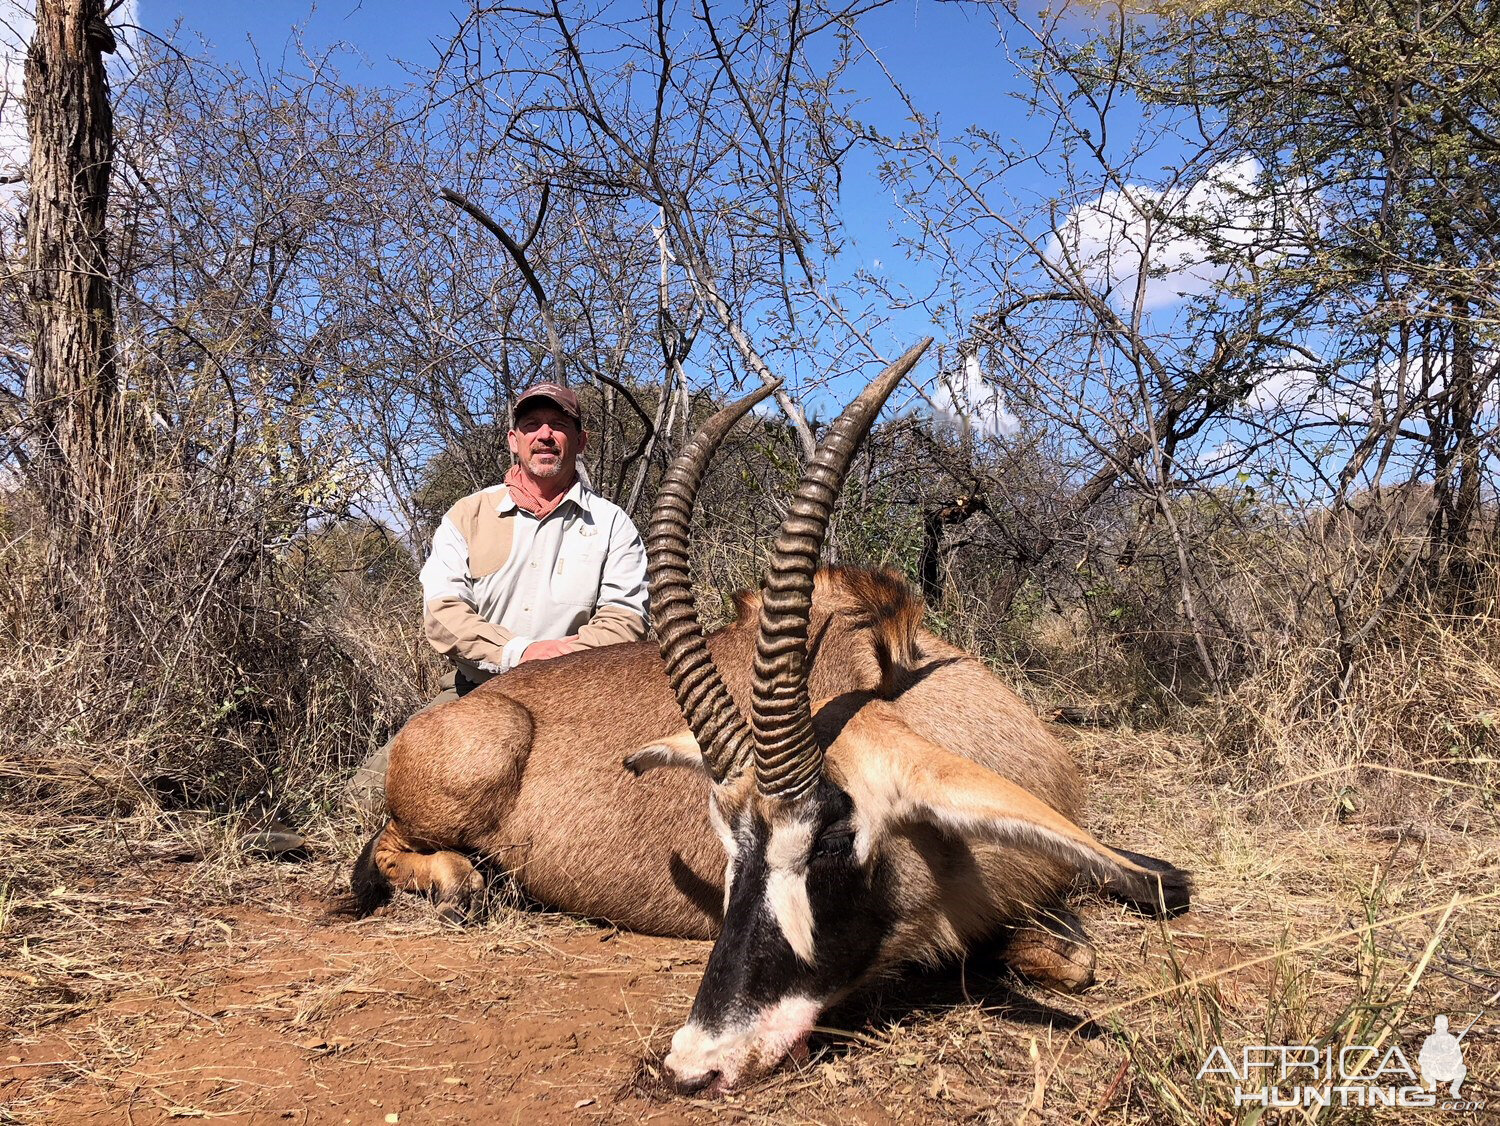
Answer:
[520,636,581,663]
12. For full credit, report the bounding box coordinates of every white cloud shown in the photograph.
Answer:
[931,352,1019,440]
[1183,437,1246,475]
[1049,158,1312,313]
[1247,349,1500,431]
[1247,363,1368,424]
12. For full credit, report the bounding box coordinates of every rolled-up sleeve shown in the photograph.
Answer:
[420,515,522,673]
[575,511,649,648]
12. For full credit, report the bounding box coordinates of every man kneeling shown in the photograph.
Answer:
[349,381,648,814]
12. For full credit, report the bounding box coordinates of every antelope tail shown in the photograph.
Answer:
[1102,847,1192,917]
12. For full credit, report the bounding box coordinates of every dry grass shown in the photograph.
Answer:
[1069,731,1499,1123]
[0,491,431,819]
[1209,599,1500,828]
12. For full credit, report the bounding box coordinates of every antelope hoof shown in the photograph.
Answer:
[1004,924,1096,993]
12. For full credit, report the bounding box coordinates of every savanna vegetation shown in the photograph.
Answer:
[1,0,1496,1121]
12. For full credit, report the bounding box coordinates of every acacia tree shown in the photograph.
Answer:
[95,3,917,556]
[1074,0,1500,609]
[91,31,699,548]
[858,14,1301,691]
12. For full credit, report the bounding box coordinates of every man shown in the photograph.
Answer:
[349,382,649,814]
[421,382,649,685]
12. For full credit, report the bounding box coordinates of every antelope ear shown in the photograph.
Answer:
[828,703,1190,916]
[623,730,706,776]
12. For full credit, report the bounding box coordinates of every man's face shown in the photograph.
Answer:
[508,404,586,482]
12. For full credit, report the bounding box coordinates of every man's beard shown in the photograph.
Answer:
[526,450,565,478]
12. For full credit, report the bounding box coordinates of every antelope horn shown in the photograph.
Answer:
[647,381,781,784]
[751,339,933,801]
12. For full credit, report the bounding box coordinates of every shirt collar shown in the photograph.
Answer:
[495,475,591,516]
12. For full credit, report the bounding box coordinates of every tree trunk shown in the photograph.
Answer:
[917,494,986,608]
[24,0,120,565]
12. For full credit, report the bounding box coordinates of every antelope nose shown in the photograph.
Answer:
[668,1067,722,1096]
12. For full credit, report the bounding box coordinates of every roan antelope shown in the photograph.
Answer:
[350,340,1190,1093]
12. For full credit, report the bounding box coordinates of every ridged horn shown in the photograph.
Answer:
[751,339,933,801]
[647,380,781,784]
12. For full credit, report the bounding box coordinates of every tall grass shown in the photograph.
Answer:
[0,482,430,826]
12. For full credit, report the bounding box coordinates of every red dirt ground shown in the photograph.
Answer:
[9,742,1490,1123]
[5,894,722,1123]
[2,856,1252,1126]
[3,867,997,1124]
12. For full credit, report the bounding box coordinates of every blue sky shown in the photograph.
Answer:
[140,2,1280,449]
[155,0,459,82]
[5,1,1295,461]
[157,1,1018,109]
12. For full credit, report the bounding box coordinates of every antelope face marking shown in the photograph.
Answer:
[663,779,893,1094]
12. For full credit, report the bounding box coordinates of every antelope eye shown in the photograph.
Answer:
[812,823,855,859]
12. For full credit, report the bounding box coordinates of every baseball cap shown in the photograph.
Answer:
[511,382,582,425]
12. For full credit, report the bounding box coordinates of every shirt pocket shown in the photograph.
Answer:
[552,548,607,608]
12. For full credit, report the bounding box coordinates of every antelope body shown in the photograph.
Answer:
[352,340,1190,1094]
[352,570,1081,939]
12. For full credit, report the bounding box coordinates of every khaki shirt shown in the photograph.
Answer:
[419,479,649,683]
